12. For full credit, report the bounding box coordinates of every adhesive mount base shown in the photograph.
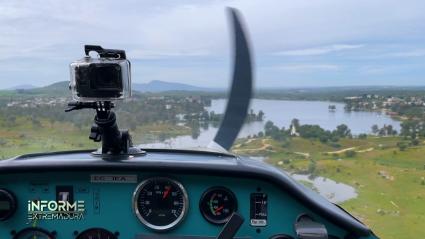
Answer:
[91,146,146,158]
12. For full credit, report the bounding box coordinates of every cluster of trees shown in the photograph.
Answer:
[390,104,425,119]
[185,109,264,123]
[371,124,397,136]
[399,120,425,139]
[262,119,352,144]
[246,109,265,122]
[344,100,382,112]
[0,95,209,131]
[298,123,351,143]
[183,109,264,140]
[263,121,289,141]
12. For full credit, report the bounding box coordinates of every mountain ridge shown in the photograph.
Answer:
[1,80,221,95]
[132,80,220,92]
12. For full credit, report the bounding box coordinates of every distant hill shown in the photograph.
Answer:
[26,81,70,96]
[133,80,218,92]
[0,81,69,97]
[7,84,36,90]
[1,80,219,97]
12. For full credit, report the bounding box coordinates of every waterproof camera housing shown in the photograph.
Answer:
[69,45,131,102]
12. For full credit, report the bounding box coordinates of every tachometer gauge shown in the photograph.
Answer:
[133,177,189,231]
[76,228,117,239]
[199,186,237,225]
[13,227,54,239]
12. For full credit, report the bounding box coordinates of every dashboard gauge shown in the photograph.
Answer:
[76,228,117,239]
[133,177,189,231]
[199,186,237,225]
[13,227,54,239]
[0,188,17,221]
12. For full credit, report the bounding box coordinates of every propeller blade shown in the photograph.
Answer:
[209,7,254,152]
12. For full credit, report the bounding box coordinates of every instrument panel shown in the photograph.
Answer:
[0,171,349,239]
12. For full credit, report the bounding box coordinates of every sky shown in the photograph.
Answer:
[1,0,425,89]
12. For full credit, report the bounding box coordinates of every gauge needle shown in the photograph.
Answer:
[163,187,172,199]
[215,205,224,213]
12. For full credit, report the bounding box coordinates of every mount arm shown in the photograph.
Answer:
[65,101,144,157]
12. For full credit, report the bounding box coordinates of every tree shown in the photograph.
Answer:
[400,120,419,137]
[411,138,420,146]
[378,128,386,136]
[298,125,325,139]
[264,121,275,134]
[257,110,264,121]
[386,125,394,136]
[334,124,351,138]
[371,124,379,134]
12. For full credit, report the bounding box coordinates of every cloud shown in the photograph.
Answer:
[274,44,364,56]
[1,0,425,88]
[129,49,212,60]
[360,63,425,75]
[275,64,340,72]
[384,49,425,58]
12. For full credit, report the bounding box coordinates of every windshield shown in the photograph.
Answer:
[1,1,424,238]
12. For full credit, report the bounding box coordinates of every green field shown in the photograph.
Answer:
[233,137,425,239]
[0,117,190,159]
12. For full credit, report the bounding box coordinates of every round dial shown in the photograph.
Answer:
[0,188,17,221]
[13,227,54,239]
[76,228,117,239]
[133,177,189,231]
[199,186,237,225]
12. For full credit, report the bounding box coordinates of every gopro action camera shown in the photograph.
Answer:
[69,45,131,102]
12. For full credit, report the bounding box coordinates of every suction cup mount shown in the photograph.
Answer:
[65,101,145,158]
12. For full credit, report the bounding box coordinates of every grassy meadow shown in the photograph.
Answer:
[233,137,425,239]
[0,116,190,159]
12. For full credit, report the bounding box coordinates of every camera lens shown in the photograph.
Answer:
[91,64,122,90]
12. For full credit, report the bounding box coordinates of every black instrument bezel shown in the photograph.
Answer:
[132,177,189,231]
[199,186,238,225]
[13,227,55,239]
[75,228,117,239]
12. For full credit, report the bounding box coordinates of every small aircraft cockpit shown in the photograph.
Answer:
[0,7,378,239]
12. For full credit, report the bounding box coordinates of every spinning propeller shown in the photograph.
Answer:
[209,7,254,152]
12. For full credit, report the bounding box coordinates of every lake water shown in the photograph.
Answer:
[291,174,358,203]
[141,99,400,149]
[249,157,358,203]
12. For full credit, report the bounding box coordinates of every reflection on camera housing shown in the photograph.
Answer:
[69,48,131,102]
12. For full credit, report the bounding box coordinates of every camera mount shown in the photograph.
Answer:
[66,101,145,157]
[66,45,144,158]
[84,45,127,60]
